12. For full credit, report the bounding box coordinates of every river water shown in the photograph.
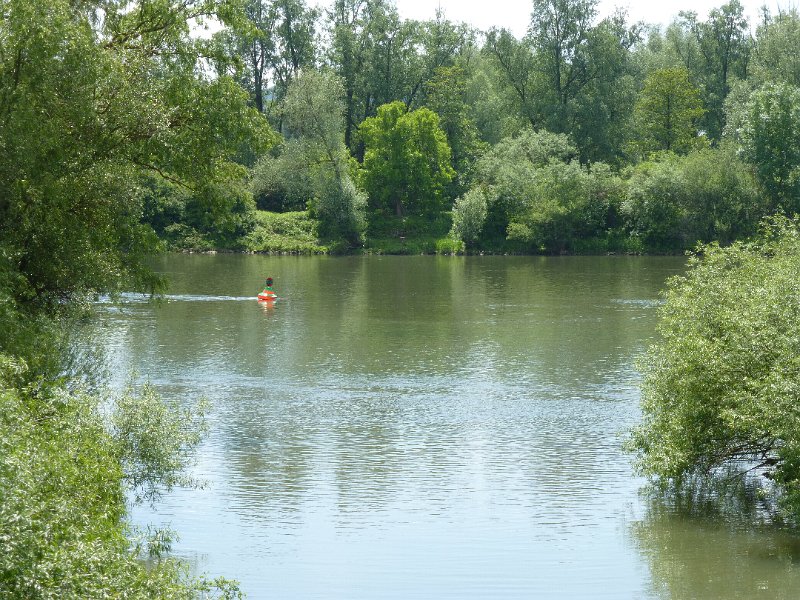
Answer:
[93,254,800,599]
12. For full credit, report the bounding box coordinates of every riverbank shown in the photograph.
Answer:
[182,209,651,256]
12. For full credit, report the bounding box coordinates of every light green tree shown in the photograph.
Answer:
[282,70,366,243]
[450,187,489,245]
[628,217,800,520]
[631,67,706,155]
[359,101,454,217]
[469,128,576,244]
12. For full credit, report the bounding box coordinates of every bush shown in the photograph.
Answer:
[0,361,238,598]
[435,237,464,255]
[311,173,367,245]
[627,217,800,520]
[250,143,314,212]
[243,211,326,254]
[450,187,489,245]
[622,149,763,252]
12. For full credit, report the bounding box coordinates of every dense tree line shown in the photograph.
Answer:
[143,0,800,255]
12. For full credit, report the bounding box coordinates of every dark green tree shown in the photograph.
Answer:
[482,27,542,128]
[424,65,487,195]
[621,148,761,251]
[0,1,269,595]
[485,1,639,162]
[269,0,319,109]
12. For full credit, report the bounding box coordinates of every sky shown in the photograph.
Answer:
[340,0,792,37]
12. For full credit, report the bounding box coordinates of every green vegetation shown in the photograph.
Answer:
[364,212,457,255]
[244,210,327,254]
[0,0,263,595]
[359,102,455,218]
[0,372,239,598]
[628,217,800,520]
[158,0,800,257]
[5,0,800,590]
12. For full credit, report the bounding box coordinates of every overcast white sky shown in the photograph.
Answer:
[313,1,793,37]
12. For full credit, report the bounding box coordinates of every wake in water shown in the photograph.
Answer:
[97,292,258,304]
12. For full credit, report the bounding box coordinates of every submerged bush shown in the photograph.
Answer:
[628,217,800,521]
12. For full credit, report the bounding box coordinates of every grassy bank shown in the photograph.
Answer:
[243,211,328,254]
[240,210,463,255]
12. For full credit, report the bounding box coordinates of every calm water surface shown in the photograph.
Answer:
[93,254,800,599]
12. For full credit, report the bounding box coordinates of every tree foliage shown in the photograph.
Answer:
[0,0,269,594]
[0,361,238,598]
[622,147,761,251]
[751,9,800,88]
[0,0,272,318]
[631,67,706,155]
[628,217,800,520]
[281,70,366,243]
[450,187,489,245]
[738,82,800,214]
[359,101,454,217]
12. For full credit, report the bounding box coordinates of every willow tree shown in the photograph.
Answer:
[281,70,366,244]
[628,217,800,520]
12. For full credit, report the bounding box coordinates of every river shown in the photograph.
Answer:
[92,254,800,599]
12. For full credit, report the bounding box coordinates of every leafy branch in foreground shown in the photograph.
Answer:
[627,216,800,519]
[0,358,235,598]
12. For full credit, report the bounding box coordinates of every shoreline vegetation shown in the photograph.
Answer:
[176,208,665,257]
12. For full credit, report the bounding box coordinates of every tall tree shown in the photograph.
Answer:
[327,2,473,155]
[751,9,800,87]
[282,70,366,242]
[696,1,751,140]
[482,27,541,128]
[485,0,639,162]
[359,101,454,217]
[676,2,751,142]
[424,65,486,195]
[739,82,800,214]
[327,0,417,153]
[269,0,319,107]
[631,67,705,155]
[530,0,598,123]
[211,0,317,124]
